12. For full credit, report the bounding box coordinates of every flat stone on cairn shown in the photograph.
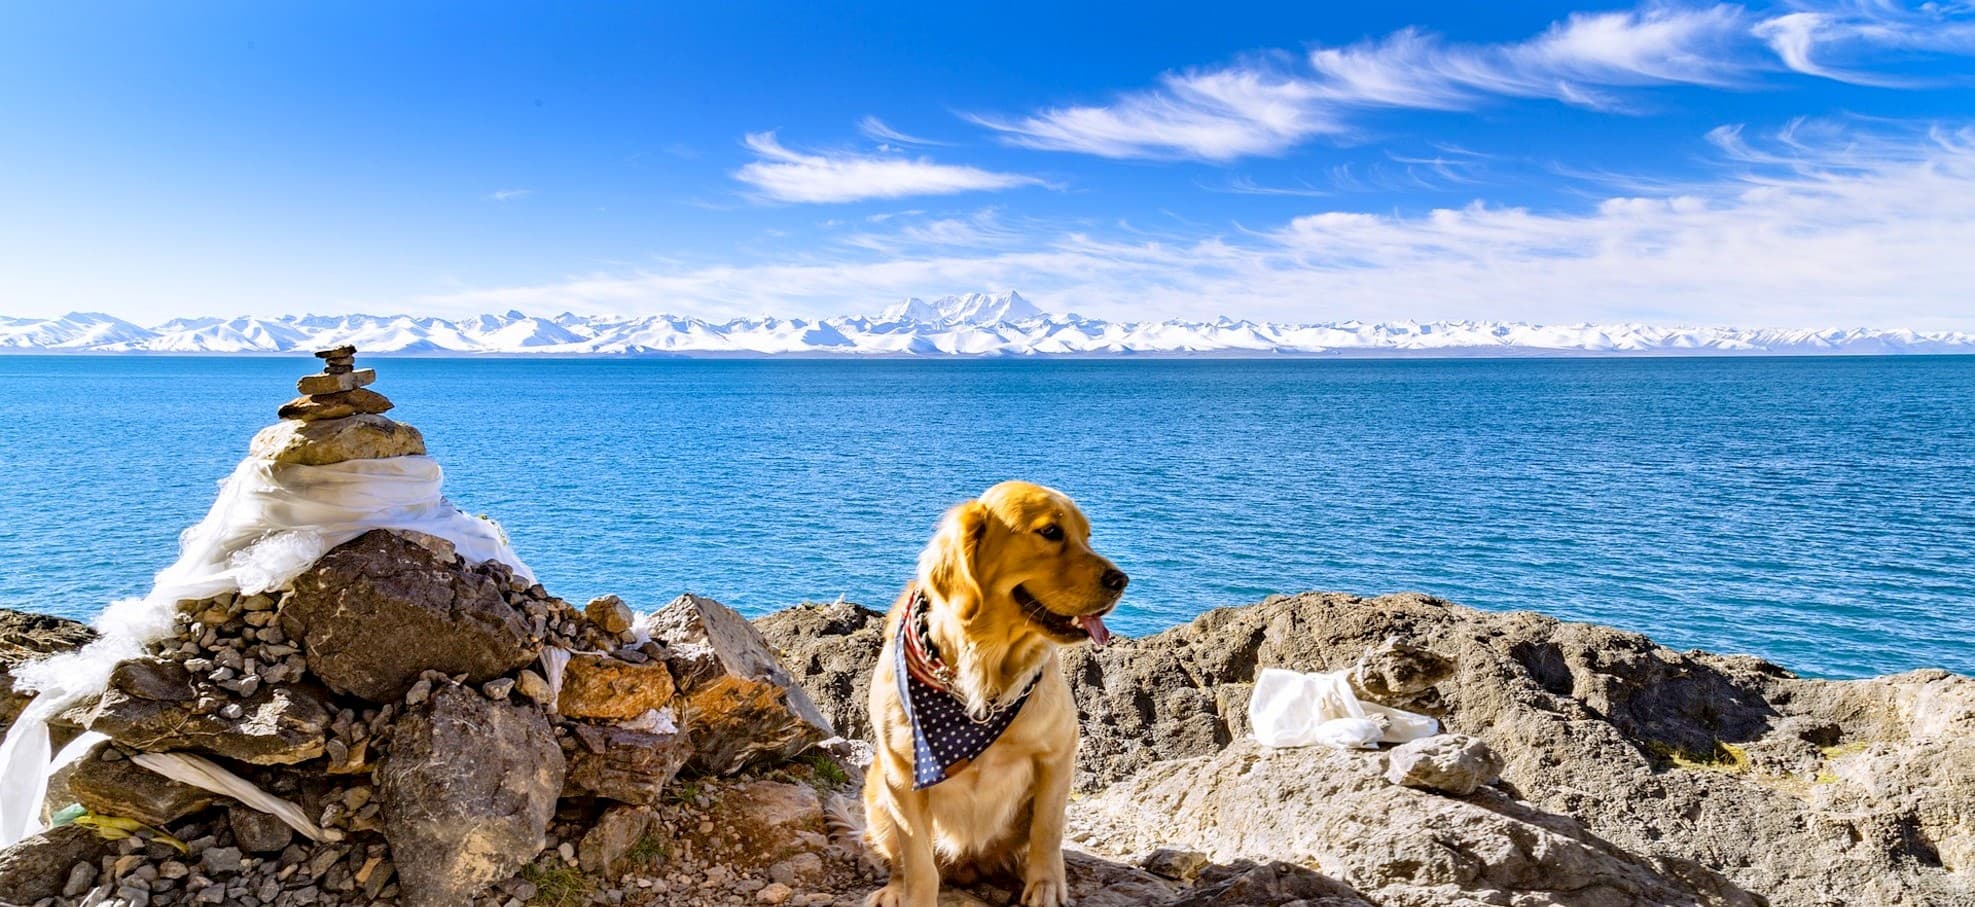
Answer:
[298,369,376,395]
[278,346,392,422]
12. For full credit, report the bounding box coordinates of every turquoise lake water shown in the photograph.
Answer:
[1,355,1969,679]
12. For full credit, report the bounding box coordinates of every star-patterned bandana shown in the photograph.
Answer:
[895,600,1037,789]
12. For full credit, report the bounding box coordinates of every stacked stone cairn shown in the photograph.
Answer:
[277,347,391,423]
[0,349,857,907]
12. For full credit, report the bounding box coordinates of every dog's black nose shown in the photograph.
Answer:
[1101,569,1130,592]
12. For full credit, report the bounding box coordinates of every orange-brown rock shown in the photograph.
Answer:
[250,414,424,465]
[556,653,676,720]
[643,594,833,774]
[276,387,394,422]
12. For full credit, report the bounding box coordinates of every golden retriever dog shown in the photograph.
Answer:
[863,481,1128,907]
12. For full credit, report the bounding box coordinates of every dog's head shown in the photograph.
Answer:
[917,480,1128,650]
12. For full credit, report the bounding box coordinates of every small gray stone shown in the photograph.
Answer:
[62,862,96,897]
[482,677,515,700]
[229,806,294,854]
[578,805,651,875]
[766,852,823,886]
[201,846,243,875]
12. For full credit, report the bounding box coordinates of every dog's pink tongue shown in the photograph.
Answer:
[1077,613,1112,648]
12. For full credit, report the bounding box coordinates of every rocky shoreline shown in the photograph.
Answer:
[761,591,1974,907]
[0,349,1968,907]
[6,588,1969,907]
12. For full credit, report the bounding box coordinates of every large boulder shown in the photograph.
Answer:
[561,723,694,805]
[644,594,832,774]
[0,608,96,736]
[248,414,425,466]
[0,823,118,905]
[377,683,563,907]
[80,657,330,764]
[283,530,536,702]
[753,600,887,743]
[1071,738,1759,907]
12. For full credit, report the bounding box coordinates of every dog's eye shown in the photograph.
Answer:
[1037,524,1064,541]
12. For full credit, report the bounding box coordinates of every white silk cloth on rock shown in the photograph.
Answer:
[129,752,338,843]
[1247,667,1439,750]
[0,454,532,847]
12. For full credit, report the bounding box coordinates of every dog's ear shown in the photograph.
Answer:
[922,499,990,621]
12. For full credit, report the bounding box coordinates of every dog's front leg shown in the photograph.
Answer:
[1021,749,1074,907]
[865,781,940,907]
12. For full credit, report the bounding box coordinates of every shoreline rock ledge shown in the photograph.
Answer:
[0,349,1967,907]
[760,592,1975,907]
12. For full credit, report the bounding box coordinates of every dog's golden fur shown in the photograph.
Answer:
[864,481,1126,907]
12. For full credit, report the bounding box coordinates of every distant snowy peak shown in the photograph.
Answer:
[0,312,152,349]
[2,301,1973,357]
[878,291,1045,325]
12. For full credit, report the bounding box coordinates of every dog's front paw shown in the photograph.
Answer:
[1021,876,1072,907]
[865,882,915,907]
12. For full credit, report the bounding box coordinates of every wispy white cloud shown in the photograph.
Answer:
[1216,176,1332,198]
[430,121,1975,331]
[487,188,535,202]
[857,116,946,146]
[733,132,1046,203]
[1308,6,1751,110]
[972,2,1974,161]
[968,56,1345,160]
[1756,2,1975,85]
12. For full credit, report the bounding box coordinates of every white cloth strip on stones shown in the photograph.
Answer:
[1247,667,1439,750]
[0,454,531,846]
[129,751,340,843]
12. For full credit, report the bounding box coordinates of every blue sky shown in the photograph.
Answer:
[2,1,1973,328]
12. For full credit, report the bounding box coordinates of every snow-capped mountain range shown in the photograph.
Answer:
[4,293,1972,357]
